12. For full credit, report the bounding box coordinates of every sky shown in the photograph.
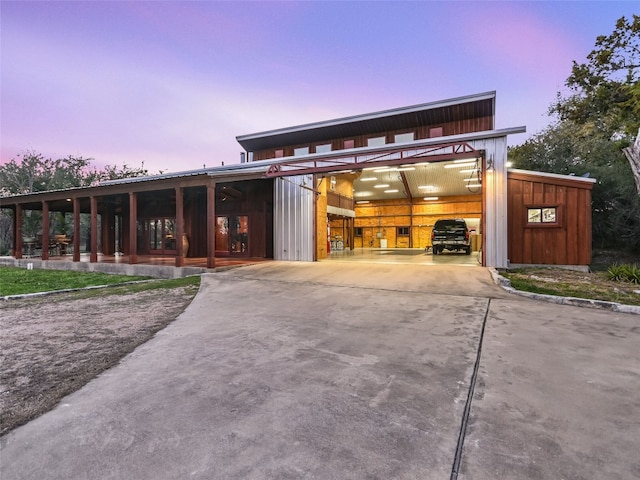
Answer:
[0,1,636,174]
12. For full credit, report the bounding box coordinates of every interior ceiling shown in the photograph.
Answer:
[349,159,483,201]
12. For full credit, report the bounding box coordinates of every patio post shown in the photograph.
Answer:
[90,196,98,263]
[15,204,23,259]
[175,187,184,267]
[73,198,81,262]
[129,192,138,264]
[207,182,216,269]
[42,201,50,260]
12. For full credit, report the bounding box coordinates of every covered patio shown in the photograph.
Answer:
[0,168,275,277]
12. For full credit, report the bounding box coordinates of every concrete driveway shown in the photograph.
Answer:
[1,262,638,479]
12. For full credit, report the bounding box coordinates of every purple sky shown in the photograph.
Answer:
[1,1,634,173]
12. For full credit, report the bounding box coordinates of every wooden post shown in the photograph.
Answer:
[42,201,50,260]
[129,192,138,264]
[15,205,23,259]
[175,187,184,267]
[73,198,81,262]
[90,196,98,263]
[207,182,216,269]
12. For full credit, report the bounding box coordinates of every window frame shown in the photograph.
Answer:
[397,226,410,236]
[525,205,562,228]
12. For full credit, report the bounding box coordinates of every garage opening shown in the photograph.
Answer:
[323,158,484,265]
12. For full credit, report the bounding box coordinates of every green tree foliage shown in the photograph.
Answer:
[509,122,640,251]
[0,151,150,253]
[553,14,639,137]
[0,150,149,196]
[511,15,640,252]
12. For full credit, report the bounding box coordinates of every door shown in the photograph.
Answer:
[216,215,249,256]
[147,218,177,254]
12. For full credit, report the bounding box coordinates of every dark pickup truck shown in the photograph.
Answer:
[431,218,471,255]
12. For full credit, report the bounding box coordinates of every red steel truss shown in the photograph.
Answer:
[264,141,481,177]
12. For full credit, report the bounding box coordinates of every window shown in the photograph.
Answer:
[367,136,386,147]
[315,144,332,154]
[294,146,309,156]
[527,207,558,224]
[394,132,414,143]
[429,127,443,137]
[354,227,363,237]
[397,226,410,236]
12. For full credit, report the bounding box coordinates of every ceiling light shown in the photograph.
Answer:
[384,189,399,193]
[374,184,390,188]
[459,169,479,174]
[356,200,370,204]
[453,158,479,163]
[423,196,439,201]
[463,178,479,182]
[418,185,435,189]
[444,162,477,169]
[373,168,395,173]
[397,167,415,171]
[359,177,377,181]
[467,184,482,189]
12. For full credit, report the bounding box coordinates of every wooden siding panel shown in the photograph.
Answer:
[507,173,592,266]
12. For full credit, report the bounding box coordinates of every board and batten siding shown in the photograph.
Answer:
[507,170,595,266]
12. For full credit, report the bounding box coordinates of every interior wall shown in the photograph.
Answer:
[353,195,482,249]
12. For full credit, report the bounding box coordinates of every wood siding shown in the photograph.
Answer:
[351,195,482,249]
[252,116,493,161]
[507,171,593,266]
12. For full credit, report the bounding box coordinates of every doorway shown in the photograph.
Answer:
[216,215,249,256]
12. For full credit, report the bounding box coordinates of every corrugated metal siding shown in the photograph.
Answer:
[468,137,508,268]
[274,175,315,261]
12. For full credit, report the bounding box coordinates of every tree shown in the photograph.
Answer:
[552,14,640,193]
[509,121,640,251]
[0,151,151,253]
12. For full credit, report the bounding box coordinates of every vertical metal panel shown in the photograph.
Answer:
[469,137,508,268]
[274,175,314,261]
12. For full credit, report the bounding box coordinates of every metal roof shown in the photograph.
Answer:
[236,91,496,152]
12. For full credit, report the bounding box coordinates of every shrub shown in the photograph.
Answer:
[607,263,640,284]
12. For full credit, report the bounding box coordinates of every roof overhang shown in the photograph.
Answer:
[236,91,497,152]
[508,168,596,188]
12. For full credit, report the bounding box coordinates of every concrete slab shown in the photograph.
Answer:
[1,263,638,479]
[459,298,640,479]
[0,264,489,479]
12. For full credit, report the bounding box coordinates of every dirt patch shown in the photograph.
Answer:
[0,285,198,435]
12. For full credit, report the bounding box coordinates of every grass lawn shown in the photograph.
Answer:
[500,250,640,307]
[0,266,151,296]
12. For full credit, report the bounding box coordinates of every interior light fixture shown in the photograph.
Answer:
[359,177,378,181]
[374,184,390,188]
[453,158,479,163]
[418,185,435,190]
[373,168,395,173]
[444,162,477,169]
[467,184,482,189]
[459,169,478,174]
[397,167,415,171]
[356,200,370,204]
[384,189,399,193]
[423,196,439,201]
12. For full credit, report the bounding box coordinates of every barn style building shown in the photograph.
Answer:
[0,92,595,275]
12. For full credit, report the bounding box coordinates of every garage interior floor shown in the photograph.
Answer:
[326,247,481,266]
